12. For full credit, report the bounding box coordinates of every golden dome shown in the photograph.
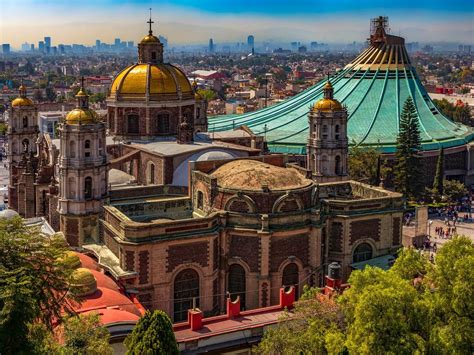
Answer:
[12,97,34,107]
[211,160,313,191]
[70,267,97,297]
[58,251,81,270]
[324,81,333,90]
[109,63,193,101]
[65,108,99,124]
[313,98,343,112]
[76,89,87,96]
[140,34,160,44]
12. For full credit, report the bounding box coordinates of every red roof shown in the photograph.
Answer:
[75,252,101,271]
[75,287,142,317]
[83,309,140,325]
[88,269,121,292]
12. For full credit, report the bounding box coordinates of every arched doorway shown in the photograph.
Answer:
[173,269,200,322]
[353,243,373,263]
[282,263,299,299]
[228,264,246,309]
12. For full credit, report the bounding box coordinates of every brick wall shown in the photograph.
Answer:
[329,222,343,252]
[392,217,401,246]
[229,235,260,272]
[139,251,150,284]
[125,251,135,271]
[270,234,309,272]
[350,219,381,245]
[167,241,209,272]
[213,238,219,270]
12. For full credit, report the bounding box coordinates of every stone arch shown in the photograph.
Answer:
[196,190,204,210]
[272,193,303,213]
[84,176,93,199]
[352,241,374,263]
[281,262,300,299]
[225,194,256,213]
[146,161,156,185]
[23,115,28,128]
[228,263,247,310]
[172,265,203,322]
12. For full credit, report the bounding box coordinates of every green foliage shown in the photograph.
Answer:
[348,144,380,185]
[0,216,77,353]
[256,287,345,355]
[394,97,423,198]
[196,89,216,101]
[89,92,106,104]
[432,148,444,199]
[125,310,179,355]
[443,179,468,202]
[257,238,474,354]
[45,87,57,102]
[0,123,7,135]
[433,98,472,126]
[61,314,113,355]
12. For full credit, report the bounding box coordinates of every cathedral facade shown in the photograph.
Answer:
[6,20,404,323]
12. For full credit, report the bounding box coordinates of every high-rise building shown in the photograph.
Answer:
[127,41,134,48]
[30,44,34,51]
[21,42,30,51]
[209,38,214,53]
[1,44,10,54]
[247,35,255,53]
[95,40,101,50]
[44,36,51,53]
[38,41,45,53]
[114,38,121,47]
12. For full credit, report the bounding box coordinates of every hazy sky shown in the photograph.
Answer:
[1,0,473,48]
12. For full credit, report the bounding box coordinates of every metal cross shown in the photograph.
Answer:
[147,8,154,34]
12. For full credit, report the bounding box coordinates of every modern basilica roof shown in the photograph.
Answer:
[208,17,474,154]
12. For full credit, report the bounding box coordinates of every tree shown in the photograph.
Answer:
[348,144,380,185]
[443,179,468,202]
[89,92,106,104]
[196,89,216,101]
[61,313,113,355]
[432,147,444,200]
[394,97,423,198]
[0,216,77,353]
[124,310,179,355]
[45,87,57,102]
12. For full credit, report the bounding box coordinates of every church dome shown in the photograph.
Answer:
[58,251,82,269]
[65,108,99,124]
[140,34,160,44]
[70,268,98,297]
[12,97,34,107]
[313,98,343,112]
[211,160,312,191]
[109,63,193,101]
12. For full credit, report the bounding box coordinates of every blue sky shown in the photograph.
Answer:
[1,0,473,47]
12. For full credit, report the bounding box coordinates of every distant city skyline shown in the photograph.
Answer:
[1,0,473,49]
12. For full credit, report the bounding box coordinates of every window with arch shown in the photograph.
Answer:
[84,140,91,157]
[69,140,76,158]
[68,177,76,198]
[228,264,246,309]
[335,124,340,140]
[23,116,28,128]
[353,243,373,263]
[282,263,299,299]
[197,191,204,210]
[174,269,200,322]
[127,114,139,134]
[148,162,155,184]
[84,177,93,199]
[157,113,170,134]
[335,155,341,175]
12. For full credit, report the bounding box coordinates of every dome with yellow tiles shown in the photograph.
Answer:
[109,63,193,101]
[313,98,343,112]
[70,267,98,297]
[140,34,160,44]
[12,85,34,107]
[65,108,99,124]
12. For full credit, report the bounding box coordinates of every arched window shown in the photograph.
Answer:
[84,177,93,199]
[148,162,155,184]
[69,140,76,158]
[84,140,91,157]
[23,116,28,128]
[335,155,341,175]
[353,243,373,263]
[197,191,204,210]
[151,51,156,60]
[282,263,299,299]
[228,264,246,309]
[68,177,76,198]
[157,113,170,134]
[335,125,340,140]
[127,114,139,134]
[174,269,200,322]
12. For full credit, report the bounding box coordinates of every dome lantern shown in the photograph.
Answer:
[65,77,98,124]
[138,8,163,64]
[11,80,34,107]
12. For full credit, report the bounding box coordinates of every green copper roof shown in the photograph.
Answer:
[209,32,474,154]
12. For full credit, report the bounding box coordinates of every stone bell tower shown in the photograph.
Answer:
[7,84,39,214]
[58,79,108,247]
[307,79,348,183]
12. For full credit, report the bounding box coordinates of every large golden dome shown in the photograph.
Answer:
[12,84,34,107]
[313,98,343,112]
[65,108,99,124]
[109,63,193,101]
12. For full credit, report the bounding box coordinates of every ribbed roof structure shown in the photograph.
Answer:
[208,17,474,154]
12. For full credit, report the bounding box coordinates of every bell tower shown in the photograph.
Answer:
[138,8,163,64]
[58,79,108,247]
[7,83,39,213]
[307,79,348,183]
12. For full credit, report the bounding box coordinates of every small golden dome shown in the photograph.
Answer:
[313,98,343,112]
[65,108,98,124]
[70,267,97,297]
[12,97,34,107]
[324,81,333,90]
[76,89,87,97]
[109,63,193,101]
[58,251,81,270]
[140,34,160,44]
